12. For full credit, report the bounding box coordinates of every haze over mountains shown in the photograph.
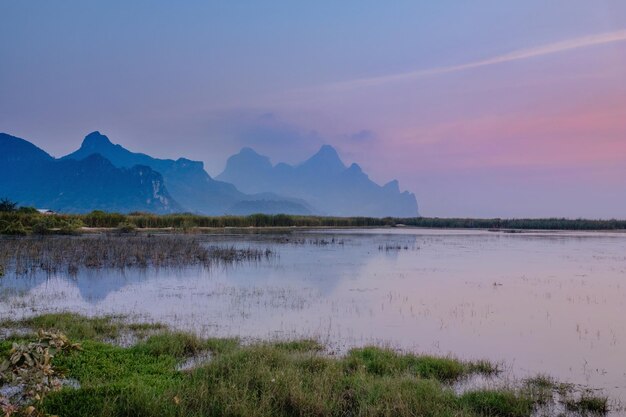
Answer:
[0,131,418,217]
[63,131,312,215]
[217,146,418,217]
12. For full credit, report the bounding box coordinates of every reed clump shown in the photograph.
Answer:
[0,235,273,275]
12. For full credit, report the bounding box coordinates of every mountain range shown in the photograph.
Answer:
[63,131,313,215]
[217,146,418,217]
[0,133,180,213]
[0,131,418,217]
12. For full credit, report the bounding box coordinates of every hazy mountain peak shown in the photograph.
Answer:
[348,162,362,173]
[314,144,341,161]
[226,147,272,171]
[81,131,113,149]
[383,179,400,193]
[300,144,345,173]
[239,146,262,156]
[239,147,273,167]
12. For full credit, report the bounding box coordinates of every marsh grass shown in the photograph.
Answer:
[520,375,614,415]
[0,234,273,275]
[2,211,626,234]
[344,346,499,382]
[565,393,610,414]
[1,313,166,342]
[378,243,410,251]
[0,314,612,417]
[522,375,556,406]
[270,339,325,352]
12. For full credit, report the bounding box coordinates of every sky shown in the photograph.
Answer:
[1,1,625,218]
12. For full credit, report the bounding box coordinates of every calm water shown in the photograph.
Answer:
[1,229,626,401]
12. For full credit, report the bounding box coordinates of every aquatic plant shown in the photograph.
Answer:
[0,235,273,276]
[565,392,609,414]
[0,329,81,416]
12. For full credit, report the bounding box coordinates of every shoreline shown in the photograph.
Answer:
[3,211,626,236]
[71,226,626,235]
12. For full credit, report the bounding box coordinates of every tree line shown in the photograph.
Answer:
[1,198,625,235]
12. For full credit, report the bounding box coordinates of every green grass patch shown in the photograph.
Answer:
[460,390,534,417]
[133,332,207,357]
[270,339,325,352]
[40,339,535,417]
[0,314,611,417]
[345,346,496,382]
[1,312,165,341]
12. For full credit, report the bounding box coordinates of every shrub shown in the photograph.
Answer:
[116,221,137,233]
[0,198,17,213]
[17,206,38,214]
[59,218,84,234]
[1,221,27,235]
[32,216,57,235]
[0,330,81,415]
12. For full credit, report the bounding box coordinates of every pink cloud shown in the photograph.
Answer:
[378,100,626,174]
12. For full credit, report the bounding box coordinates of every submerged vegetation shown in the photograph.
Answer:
[0,314,613,417]
[0,235,272,276]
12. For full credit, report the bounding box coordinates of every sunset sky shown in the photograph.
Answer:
[2,1,625,217]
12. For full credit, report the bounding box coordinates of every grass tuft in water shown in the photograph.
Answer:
[565,393,609,414]
[345,346,497,382]
[134,332,209,357]
[459,390,533,417]
[1,312,165,341]
[270,339,325,352]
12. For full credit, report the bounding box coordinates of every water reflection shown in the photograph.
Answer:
[1,229,625,402]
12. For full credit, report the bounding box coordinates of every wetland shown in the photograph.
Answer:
[1,228,625,416]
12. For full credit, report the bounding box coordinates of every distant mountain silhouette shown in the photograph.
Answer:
[217,146,419,217]
[1,131,417,217]
[63,132,312,215]
[0,133,180,213]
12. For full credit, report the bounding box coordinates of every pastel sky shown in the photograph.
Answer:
[2,1,625,218]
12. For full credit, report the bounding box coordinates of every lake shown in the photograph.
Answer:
[1,228,625,403]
